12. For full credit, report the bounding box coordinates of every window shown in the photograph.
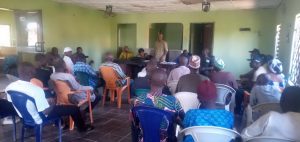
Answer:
[0,25,11,47]
[274,24,281,59]
[27,22,38,46]
[289,14,300,86]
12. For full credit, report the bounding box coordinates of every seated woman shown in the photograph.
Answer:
[267,59,285,91]
[242,86,300,141]
[183,80,234,142]
[119,46,133,60]
[133,68,185,141]
[250,74,281,106]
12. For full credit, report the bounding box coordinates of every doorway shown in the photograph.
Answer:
[15,10,44,53]
[117,24,137,56]
[189,23,214,56]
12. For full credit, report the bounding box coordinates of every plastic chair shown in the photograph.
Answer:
[53,80,93,130]
[74,72,90,86]
[215,83,236,111]
[178,126,240,142]
[0,108,17,141]
[135,89,150,97]
[132,106,176,142]
[7,91,62,142]
[246,137,295,142]
[246,103,282,125]
[174,92,200,113]
[100,66,130,108]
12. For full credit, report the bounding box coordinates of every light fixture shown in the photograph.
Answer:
[0,8,13,11]
[202,0,210,12]
[105,5,113,16]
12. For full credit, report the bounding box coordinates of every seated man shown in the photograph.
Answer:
[119,46,133,60]
[250,74,281,106]
[63,47,74,74]
[242,86,300,141]
[5,62,93,132]
[73,57,99,89]
[134,68,185,141]
[183,80,234,142]
[174,50,191,64]
[46,47,61,66]
[50,59,100,108]
[167,55,190,94]
[72,47,88,63]
[100,52,128,87]
[176,55,209,93]
[209,57,238,90]
[136,48,147,58]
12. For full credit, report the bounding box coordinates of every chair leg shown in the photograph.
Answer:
[12,116,16,142]
[35,125,42,142]
[102,88,107,107]
[117,90,122,109]
[69,116,74,130]
[57,119,62,142]
[88,100,94,123]
[21,125,25,142]
[110,90,115,103]
[127,86,131,104]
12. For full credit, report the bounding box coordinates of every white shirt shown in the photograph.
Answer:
[250,85,281,106]
[253,65,268,81]
[137,68,147,78]
[167,66,190,84]
[242,111,300,141]
[5,80,50,124]
[63,56,74,74]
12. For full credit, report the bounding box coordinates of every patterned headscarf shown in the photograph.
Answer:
[214,57,225,70]
[268,59,283,74]
[188,55,201,69]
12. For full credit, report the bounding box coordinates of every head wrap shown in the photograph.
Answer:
[188,55,201,69]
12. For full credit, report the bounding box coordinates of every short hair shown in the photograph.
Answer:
[256,74,270,86]
[280,86,300,113]
[138,48,144,53]
[53,59,66,72]
[149,68,167,87]
[18,62,36,81]
[77,47,82,50]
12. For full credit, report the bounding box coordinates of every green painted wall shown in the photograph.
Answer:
[118,24,137,50]
[275,0,300,76]
[111,9,276,77]
[0,0,112,68]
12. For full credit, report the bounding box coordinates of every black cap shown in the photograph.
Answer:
[249,54,263,63]
[249,48,260,54]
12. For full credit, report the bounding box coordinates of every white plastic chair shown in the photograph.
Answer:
[178,126,240,142]
[246,103,282,125]
[174,92,200,112]
[246,137,295,142]
[215,83,236,111]
[174,92,200,136]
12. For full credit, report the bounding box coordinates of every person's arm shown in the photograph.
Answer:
[114,64,127,79]
[242,112,272,140]
[67,74,92,91]
[160,42,168,62]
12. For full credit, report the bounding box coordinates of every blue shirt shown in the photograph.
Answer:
[74,62,98,88]
[183,109,234,142]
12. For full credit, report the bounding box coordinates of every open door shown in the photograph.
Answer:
[189,23,214,55]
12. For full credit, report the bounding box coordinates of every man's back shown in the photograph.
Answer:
[176,74,209,93]
[210,71,238,90]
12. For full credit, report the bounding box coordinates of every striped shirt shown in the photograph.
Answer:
[100,62,127,87]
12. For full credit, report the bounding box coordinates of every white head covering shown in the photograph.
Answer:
[63,47,72,53]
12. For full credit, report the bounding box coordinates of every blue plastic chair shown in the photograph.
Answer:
[132,106,176,142]
[7,91,62,142]
[0,108,17,141]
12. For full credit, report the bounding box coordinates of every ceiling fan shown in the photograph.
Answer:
[181,0,214,12]
[181,0,226,5]
[99,5,115,17]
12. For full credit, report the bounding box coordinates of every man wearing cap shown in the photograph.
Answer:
[63,47,74,74]
[176,55,209,93]
[252,55,268,82]
[209,57,238,90]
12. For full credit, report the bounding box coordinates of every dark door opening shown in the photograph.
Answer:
[189,23,214,56]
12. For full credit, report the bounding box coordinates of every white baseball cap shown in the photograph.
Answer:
[63,47,72,53]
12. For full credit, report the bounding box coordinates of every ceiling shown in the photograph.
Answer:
[53,0,282,13]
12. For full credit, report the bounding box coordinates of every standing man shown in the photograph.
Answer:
[155,32,168,62]
[63,47,74,74]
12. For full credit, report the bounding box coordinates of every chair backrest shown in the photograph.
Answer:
[252,103,282,121]
[53,80,72,105]
[179,126,240,142]
[74,71,90,86]
[246,137,295,142]
[135,89,150,97]
[7,91,44,125]
[99,66,119,89]
[215,84,236,111]
[174,92,200,113]
[30,78,44,88]
[132,106,175,142]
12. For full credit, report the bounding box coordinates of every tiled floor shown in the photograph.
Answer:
[0,102,132,142]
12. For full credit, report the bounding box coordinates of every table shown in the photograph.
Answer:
[159,62,178,75]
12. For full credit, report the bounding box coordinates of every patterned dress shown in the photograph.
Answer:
[183,109,234,142]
